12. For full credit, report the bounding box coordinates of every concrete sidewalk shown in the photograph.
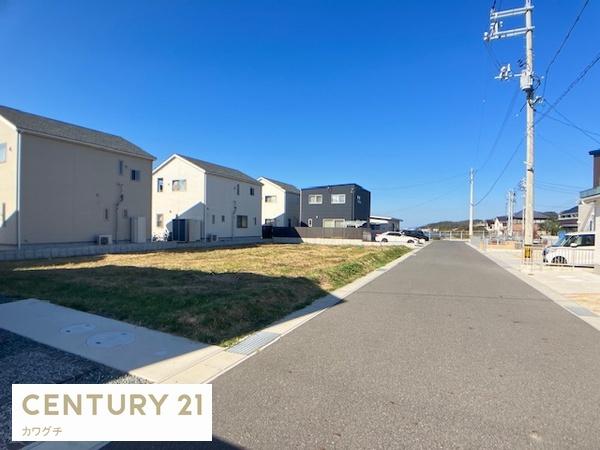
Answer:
[479,246,600,329]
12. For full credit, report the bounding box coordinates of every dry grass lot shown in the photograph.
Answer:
[0,244,409,345]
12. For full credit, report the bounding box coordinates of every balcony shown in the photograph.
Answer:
[580,185,600,199]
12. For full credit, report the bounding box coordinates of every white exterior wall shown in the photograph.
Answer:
[0,119,18,245]
[152,156,261,240]
[578,202,595,232]
[206,174,261,238]
[152,157,206,238]
[259,178,300,227]
[260,182,285,226]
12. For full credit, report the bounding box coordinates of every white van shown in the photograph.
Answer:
[543,232,595,267]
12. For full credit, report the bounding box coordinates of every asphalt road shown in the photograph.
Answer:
[109,241,600,449]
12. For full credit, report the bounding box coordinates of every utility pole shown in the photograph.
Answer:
[484,0,539,259]
[469,168,474,238]
[507,189,515,238]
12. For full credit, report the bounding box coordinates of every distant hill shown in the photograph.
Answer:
[420,211,558,231]
[419,220,480,231]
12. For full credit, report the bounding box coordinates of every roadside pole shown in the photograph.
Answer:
[469,168,474,238]
[484,0,538,260]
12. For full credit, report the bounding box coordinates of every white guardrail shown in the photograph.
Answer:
[542,247,595,268]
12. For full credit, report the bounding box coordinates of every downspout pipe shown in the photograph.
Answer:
[16,132,22,249]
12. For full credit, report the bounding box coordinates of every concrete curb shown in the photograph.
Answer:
[467,243,600,333]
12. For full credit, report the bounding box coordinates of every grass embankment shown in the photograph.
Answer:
[0,244,409,345]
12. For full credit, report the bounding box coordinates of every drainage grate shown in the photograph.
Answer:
[227,331,280,355]
[566,306,596,317]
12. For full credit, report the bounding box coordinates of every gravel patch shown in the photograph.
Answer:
[0,329,148,450]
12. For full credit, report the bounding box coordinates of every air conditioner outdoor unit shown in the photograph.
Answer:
[97,234,113,245]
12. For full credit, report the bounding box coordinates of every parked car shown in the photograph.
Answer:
[401,229,430,241]
[543,232,595,266]
[375,231,424,244]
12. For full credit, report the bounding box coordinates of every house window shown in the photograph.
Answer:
[357,195,362,204]
[323,218,345,228]
[118,160,124,175]
[131,169,141,181]
[307,218,313,227]
[104,208,109,221]
[308,194,323,204]
[236,184,240,195]
[156,214,164,227]
[265,195,277,203]
[0,143,6,163]
[0,202,5,227]
[172,179,187,192]
[331,194,346,204]
[221,215,226,223]
[250,187,255,196]
[123,209,128,218]
[254,217,257,226]
[212,214,216,225]
[157,178,164,192]
[236,215,248,228]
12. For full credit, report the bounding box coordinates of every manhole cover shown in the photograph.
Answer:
[86,331,135,348]
[60,323,96,335]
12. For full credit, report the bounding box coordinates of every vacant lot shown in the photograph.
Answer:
[0,244,409,345]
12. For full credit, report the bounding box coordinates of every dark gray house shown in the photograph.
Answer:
[300,183,371,227]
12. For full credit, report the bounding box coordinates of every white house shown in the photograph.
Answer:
[152,154,262,241]
[258,177,300,227]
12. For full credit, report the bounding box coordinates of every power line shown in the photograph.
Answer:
[541,0,590,98]
[540,102,600,144]
[475,137,523,207]
[484,42,502,70]
[538,50,600,124]
[537,132,588,166]
[382,180,466,214]
[537,180,585,190]
[370,173,465,191]
[476,86,521,173]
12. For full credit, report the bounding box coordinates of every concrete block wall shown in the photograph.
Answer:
[0,237,262,262]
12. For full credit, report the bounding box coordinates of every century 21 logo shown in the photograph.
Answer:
[21,393,204,416]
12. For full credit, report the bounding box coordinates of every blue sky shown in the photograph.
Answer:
[1,0,598,227]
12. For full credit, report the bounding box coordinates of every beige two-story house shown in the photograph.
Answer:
[152,154,262,240]
[0,106,154,247]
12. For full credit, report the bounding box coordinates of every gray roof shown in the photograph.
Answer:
[0,105,154,160]
[513,210,553,220]
[260,177,300,194]
[559,206,578,215]
[302,183,369,192]
[177,154,261,186]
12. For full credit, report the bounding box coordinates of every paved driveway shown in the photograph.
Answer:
[109,241,600,449]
